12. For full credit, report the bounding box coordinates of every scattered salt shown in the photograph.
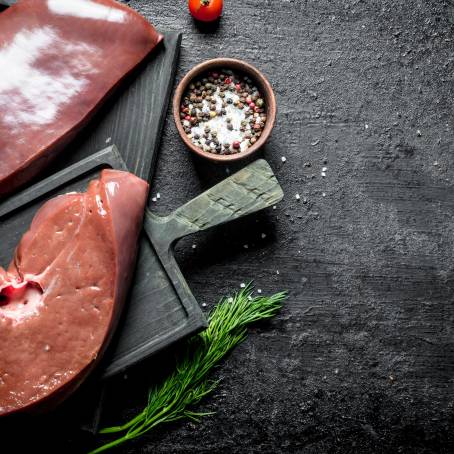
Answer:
[322,192,326,197]
[105,137,112,144]
[261,233,266,239]
[321,172,326,177]
[365,124,369,129]
[295,193,300,200]
[322,167,327,172]
[202,303,207,308]
[276,270,280,275]
[151,197,157,202]
[281,156,287,163]
[156,193,161,199]
[257,289,262,294]
[417,129,422,136]
[240,283,246,288]
[192,244,197,249]
[272,205,277,210]
[243,244,249,249]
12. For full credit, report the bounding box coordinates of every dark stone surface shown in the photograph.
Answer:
[4,1,454,453]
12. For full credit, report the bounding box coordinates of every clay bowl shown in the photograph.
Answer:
[173,58,276,163]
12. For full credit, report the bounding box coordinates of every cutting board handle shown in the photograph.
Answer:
[146,159,283,247]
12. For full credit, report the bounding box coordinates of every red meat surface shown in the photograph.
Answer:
[0,0,162,197]
[0,169,149,416]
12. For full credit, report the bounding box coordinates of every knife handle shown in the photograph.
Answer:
[146,159,283,247]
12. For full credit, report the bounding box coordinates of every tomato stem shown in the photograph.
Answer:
[200,0,210,5]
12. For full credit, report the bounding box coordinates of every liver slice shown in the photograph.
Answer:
[0,0,162,197]
[0,170,149,416]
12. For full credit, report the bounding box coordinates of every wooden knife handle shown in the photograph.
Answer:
[146,159,283,247]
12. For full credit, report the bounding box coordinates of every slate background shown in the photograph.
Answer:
[5,1,454,453]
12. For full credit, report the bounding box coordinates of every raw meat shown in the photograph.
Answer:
[0,0,162,197]
[0,169,149,416]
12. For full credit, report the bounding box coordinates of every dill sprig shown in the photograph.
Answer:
[89,284,286,453]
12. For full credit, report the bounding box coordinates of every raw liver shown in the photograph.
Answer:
[0,0,162,197]
[0,169,149,416]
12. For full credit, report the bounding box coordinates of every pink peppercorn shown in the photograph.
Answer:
[185,115,191,121]
[249,102,256,109]
[232,141,241,149]
[235,83,241,91]
[225,77,232,84]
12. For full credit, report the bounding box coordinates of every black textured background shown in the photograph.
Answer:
[7,1,454,453]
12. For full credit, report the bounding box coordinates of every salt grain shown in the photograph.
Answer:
[151,197,157,202]
[240,283,246,288]
[261,233,266,239]
[322,167,327,172]
[281,156,287,163]
[257,289,262,294]
[202,303,207,308]
[321,172,326,177]
[295,193,300,200]
[156,193,161,199]
[192,244,197,249]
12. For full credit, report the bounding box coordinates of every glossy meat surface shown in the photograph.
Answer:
[0,170,149,415]
[0,0,162,197]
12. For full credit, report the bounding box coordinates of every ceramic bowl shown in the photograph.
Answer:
[173,58,276,163]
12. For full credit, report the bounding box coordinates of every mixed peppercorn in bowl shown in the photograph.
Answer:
[173,58,276,162]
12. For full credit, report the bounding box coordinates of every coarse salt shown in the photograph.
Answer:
[295,193,300,200]
[281,156,287,163]
[240,283,246,288]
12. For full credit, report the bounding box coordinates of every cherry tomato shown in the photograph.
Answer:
[188,0,223,22]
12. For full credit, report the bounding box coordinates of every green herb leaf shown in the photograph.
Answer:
[89,284,286,454]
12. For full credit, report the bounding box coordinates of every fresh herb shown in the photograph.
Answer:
[89,285,286,453]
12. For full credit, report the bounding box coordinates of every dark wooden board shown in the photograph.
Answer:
[0,146,283,379]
